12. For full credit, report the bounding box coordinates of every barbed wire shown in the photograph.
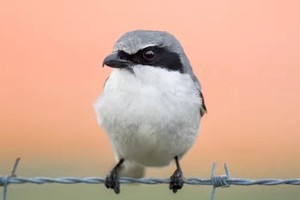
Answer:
[1,158,300,200]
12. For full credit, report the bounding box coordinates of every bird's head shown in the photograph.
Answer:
[102,30,192,74]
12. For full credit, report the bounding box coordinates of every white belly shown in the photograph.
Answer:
[94,66,201,167]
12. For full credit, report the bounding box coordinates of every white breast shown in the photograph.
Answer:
[94,66,202,167]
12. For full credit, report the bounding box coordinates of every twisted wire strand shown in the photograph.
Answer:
[1,176,300,186]
[1,158,300,200]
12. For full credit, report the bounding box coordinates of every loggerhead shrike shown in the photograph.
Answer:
[94,30,206,194]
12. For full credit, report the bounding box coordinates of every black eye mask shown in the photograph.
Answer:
[118,46,184,73]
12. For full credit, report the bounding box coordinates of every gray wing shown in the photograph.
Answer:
[101,76,110,96]
[188,72,207,117]
[179,50,207,117]
[103,76,110,87]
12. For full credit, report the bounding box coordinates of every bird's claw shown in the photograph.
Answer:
[105,168,120,194]
[169,168,184,193]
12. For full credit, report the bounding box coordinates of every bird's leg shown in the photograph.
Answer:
[105,158,124,194]
[169,156,184,193]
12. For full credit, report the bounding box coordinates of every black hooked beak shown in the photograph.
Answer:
[102,52,132,68]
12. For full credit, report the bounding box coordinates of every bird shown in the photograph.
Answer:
[94,30,206,194]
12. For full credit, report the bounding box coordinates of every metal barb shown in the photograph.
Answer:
[10,158,20,178]
[224,163,231,178]
[2,158,21,200]
[210,162,231,200]
[210,162,217,200]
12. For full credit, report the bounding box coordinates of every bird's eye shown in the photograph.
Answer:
[142,49,156,61]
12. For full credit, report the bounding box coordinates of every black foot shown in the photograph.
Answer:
[105,168,120,194]
[169,168,184,193]
[105,159,124,194]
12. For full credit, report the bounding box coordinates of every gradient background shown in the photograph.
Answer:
[1,0,300,199]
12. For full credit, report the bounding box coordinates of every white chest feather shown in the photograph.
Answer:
[94,66,202,166]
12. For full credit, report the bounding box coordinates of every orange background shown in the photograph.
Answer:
[1,0,300,199]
